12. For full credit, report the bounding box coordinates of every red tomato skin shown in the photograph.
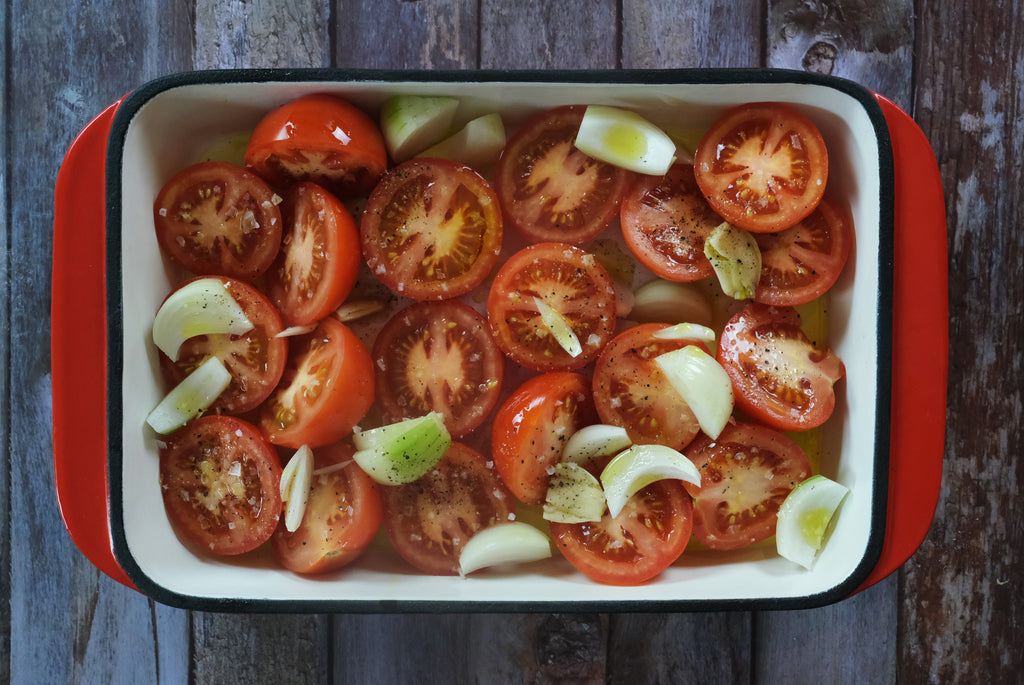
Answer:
[694,102,828,233]
[245,93,387,197]
[495,105,632,245]
[717,303,845,432]
[271,442,383,574]
[550,479,693,586]
[372,300,504,438]
[487,242,617,372]
[382,442,514,575]
[592,323,704,451]
[159,276,288,415]
[753,194,853,306]
[491,372,598,505]
[153,161,283,280]
[683,422,811,550]
[159,415,282,556]
[259,317,375,449]
[360,158,504,301]
[620,163,721,282]
[267,182,362,326]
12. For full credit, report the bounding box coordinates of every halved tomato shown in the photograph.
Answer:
[382,442,513,575]
[592,324,703,450]
[491,372,598,505]
[267,182,362,326]
[159,415,282,555]
[153,161,282,280]
[159,276,287,415]
[487,242,617,372]
[360,158,503,301]
[244,93,387,197]
[694,102,828,233]
[259,316,374,448]
[495,105,632,244]
[271,441,383,574]
[550,477,693,586]
[754,195,853,306]
[372,300,504,438]
[683,421,811,550]
[717,303,844,431]
[620,163,721,281]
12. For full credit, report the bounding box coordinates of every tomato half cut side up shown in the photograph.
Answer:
[592,323,703,450]
[550,478,693,586]
[683,421,811,550]
[159,415,283,555]
[153,161,283,280]
[373,300,504,438]
[267,182,362,327]
[495,105,632,245]
[717,302,845,431]
[487,242,617,372]
[360,158,503,301]
[753,194,853,306]
[382,442,514,575]
[160,276,288,415]
[491,372,598,505]
[244,93,388,197]
[260,316,375,448]
[620,162,721,281]
[271,441,383,574]
[694,102,829,233]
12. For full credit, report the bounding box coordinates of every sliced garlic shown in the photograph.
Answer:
[334,299,386,323]
[275,324,317,338]
[280,445,314,533]
[146,356,231,434]
[560,424,632,465]
[630,279,713,326]
[776,475,850,569]
[652,322,717,345]
[534,297,582,357]
[574,105,677,175]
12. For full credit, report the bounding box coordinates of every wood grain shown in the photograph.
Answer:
[901,0,1024,682]
[7,0,1023,682]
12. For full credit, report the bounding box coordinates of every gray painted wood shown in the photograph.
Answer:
[6,0,1022,682]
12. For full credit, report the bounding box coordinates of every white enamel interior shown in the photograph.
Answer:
[117,77,884,607]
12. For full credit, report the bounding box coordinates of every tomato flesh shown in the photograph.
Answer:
[754,195,852,306]
[159,415,282,555]
[373,300,504,438]
[271,442,383,574]
[382,442,513,575]
[267,182,361,326]
[620,163,721,281]
[487,242,617,372]
[694,102,828,233]
[491,372,597,505]
[159,276,287,415]
[153,161,283,280]
[717,303,845,431]
[592,324,703,450]
[683,422,811,550]
[245,93,387,197]
[496,105,631,245]
[361,158,503,301]
[551,477,693,585]
[260,316,374,448]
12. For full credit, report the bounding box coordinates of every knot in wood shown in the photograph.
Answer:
[802,41,838,75]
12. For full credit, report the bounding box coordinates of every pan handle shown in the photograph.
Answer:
[855,93,947,592]
[52,98,137,590]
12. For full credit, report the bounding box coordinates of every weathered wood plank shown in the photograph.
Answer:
[900,0,1024,682]
[334,0,478,69]
[0,0,10,676]
[8,0,192,681]
[621,0,762,68]
[480,0,619,69]
[194,0,331,69]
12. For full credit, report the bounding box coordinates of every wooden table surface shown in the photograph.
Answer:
[5,0,1021,682]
